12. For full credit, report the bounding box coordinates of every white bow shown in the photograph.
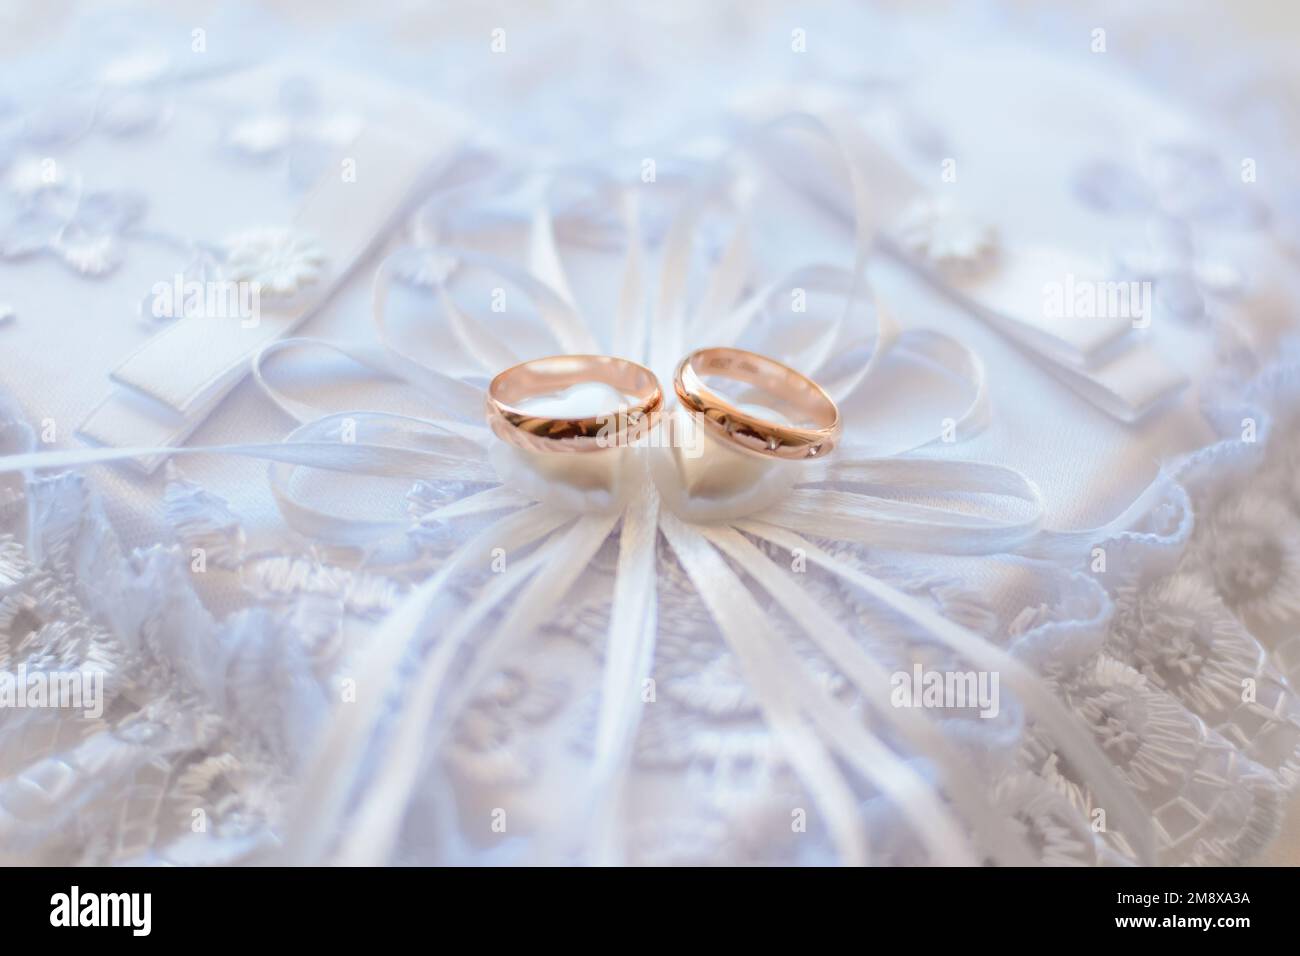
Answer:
[1,114,1160,867]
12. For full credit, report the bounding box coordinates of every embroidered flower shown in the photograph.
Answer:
[991,772,1098,866]
[892,196,998,277]
[0,533,29,589]
[0,590,45,640]
[221,227,326,297]
[224,77,363,187]
[1033,655,1199,803]
[1074,145,1263,325]
[1112,217,1245,324]
[1200,495,1300,628]
[163,475,247,570]
[0,159,146,277]
[1074,144,1265,228]
[388,245,458,290]
[1110,573,1263,720]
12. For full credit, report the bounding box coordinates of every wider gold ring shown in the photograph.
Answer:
[673,347,841,460]
[486,354,662,454]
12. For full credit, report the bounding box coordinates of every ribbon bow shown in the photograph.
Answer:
[0,115,1157,867]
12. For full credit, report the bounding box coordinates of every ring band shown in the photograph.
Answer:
[673,347,841,460]
[486,354,662,454]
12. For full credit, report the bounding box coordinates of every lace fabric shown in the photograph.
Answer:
[1,346,1297,864]
[2,1,1300,867]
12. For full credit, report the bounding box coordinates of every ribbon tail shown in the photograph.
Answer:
[334,511,619,866]
[251,336,492,445]
[1019,470,1178,562]
[331,530,561,866]
[763,491,1041,556]
[0,437,496,483]
[611,189,646,359]
[423,482,535,520]
[528,187,582,315]
[650,196,700,379]
[739,520,1157,865]
[585,482,660,865]
[526,186,601,353]
[660,513,869,865]
[279,504,571,865]
[689,218,752,339]
[441,512,622,724]
[702,524,1037,866]
[691,522,979,865]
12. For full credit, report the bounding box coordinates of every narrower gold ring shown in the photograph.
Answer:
[486,354,662,454]
[673,347,841,460]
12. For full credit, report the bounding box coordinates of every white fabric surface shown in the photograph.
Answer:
[1,0,1299,866]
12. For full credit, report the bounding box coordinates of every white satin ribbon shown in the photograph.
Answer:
[280,503,574,866]
[781,456,1044,554]
[735,520,1155,865]
[78,115,466,472]
[585,474,660,865]
[760,111,1189,423]
[701,523,1038,865]
[1,112,1164,866]
[329,511,621,867]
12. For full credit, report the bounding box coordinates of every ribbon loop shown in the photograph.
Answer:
[770,456,1045,554]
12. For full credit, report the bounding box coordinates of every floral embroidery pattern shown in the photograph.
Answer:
[224,77,364,187]
[221,227,326,298]
[0,159,147,277]
[892,196,998,278]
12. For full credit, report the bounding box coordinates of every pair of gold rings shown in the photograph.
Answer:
[485,348,841,461]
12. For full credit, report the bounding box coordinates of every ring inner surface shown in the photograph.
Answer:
[690,349,834,428]
[492,355,656,412]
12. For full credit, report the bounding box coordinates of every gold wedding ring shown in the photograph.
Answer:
[673,347,841,460]
[486,354,662,454]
